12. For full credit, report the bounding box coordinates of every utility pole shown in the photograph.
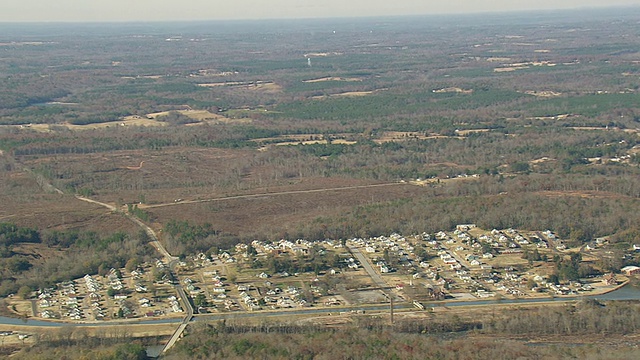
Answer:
[389,296,394,325]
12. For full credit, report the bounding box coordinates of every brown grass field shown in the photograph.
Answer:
[146,179,423,236]
[0,167,137,232]
[8,147,426,239]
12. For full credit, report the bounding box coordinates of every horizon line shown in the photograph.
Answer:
[0,5,638,25]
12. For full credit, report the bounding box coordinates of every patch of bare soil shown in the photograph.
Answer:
[17,147,254,205]
[536,190,625,199]
[374,132,464,144]
[303,77,362,83]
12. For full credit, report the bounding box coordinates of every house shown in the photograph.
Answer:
[324,298,341,306]
[138,298,151,305]
[602,273,617,286]
[621,265,640,276]
[456,224,477,231]
[476,290,496,298]
[41,310,55,319]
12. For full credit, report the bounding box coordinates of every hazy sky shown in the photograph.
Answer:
[2,0,640,22]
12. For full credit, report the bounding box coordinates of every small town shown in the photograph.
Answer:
[7,225,638,324]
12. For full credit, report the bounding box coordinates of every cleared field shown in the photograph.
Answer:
[0,166,138,232]
[17,147,254,204]
[146,180,423,236]
[302,77,362,83]
[310,90,382,99]
[251,133,358,148]
[374,131,464,144]
[1,109,251,133]
[197,81,282,92]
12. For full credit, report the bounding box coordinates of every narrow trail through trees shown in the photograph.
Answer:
[141,182,406,209]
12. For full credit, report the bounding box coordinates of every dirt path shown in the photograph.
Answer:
[74,195,191,353]
[141,182,405,209]
[74,195,117,211]
[74,195,175,263]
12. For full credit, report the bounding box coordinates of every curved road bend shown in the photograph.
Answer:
[75,196,175,263]
[74,195,192,353]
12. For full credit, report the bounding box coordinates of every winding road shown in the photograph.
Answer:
[75,196,176,263]
[73,195,190,353]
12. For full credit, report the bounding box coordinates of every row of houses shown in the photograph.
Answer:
[107,269,123,291]
[250,238,321,257]
[84,274,105,320]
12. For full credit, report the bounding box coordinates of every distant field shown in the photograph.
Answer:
[145,179,423,237]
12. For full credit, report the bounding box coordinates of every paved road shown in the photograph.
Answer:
[162,283,194,353]
[74,195,192,353]
[163,323,188,352]
[30,300,38,318]
[347,245,388,290]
